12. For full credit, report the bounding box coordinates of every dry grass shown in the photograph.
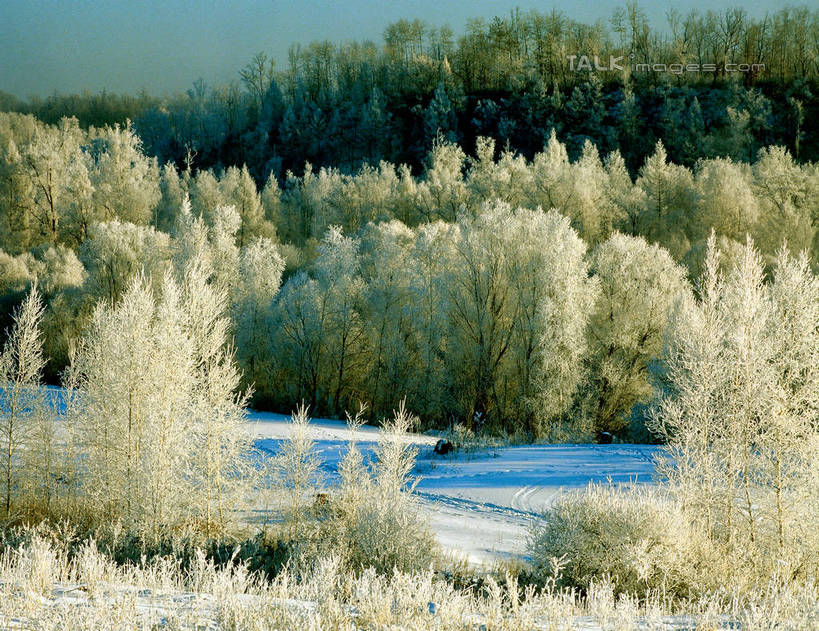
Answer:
[1,532,818,630]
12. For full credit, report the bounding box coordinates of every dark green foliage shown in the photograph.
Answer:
[1,6,817,180]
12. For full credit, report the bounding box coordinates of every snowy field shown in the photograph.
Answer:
[249,411,658,564]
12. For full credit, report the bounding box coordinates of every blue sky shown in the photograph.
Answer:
[0,0,790,99]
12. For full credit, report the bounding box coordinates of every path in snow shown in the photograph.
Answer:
[413,443,657,563]
[249,412,659,564]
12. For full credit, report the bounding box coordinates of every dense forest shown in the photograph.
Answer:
[1,3,818,439]
[2,2,818,177]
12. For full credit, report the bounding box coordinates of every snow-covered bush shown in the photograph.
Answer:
[528,483,717,597]
[276,403,437,576]
[3,523,818,630]
[270,404,323,540]
[326,403,437,575]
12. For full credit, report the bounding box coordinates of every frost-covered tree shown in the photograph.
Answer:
[171,194,211,276]
[694,158,759,244]
[70,276,187,531]
[586,233,689,434]
[407,221,459,420]
[752,146,816,259]
[270,226,381,415]
[88,123,160,226]
[314,226,366,415]
[189,169,223,222]
[605,150,644,236]
[260,172,282,234]
[423,82,458,145]
[504,207,598,436]
[359,220,418,417]
[447,206,518,426]
[71,260,250,537]
[329,402,435,574]
[219,165,275,246]
[448,202,597,435]
[270,231,365,414]
[233,237,284,397]
[79,220,171,304]
[0,137,37,253]
[526,130,573,215]
[271,272,328,409]
[466,137,531,209]
[60,148,95,246]
[279,164,332,244]
[18,118,87,245]
[304,164,401,238]
[635,141,696,258]
[0,245,84,298]
[653,236,819,572]
[181,257,252,537]
[207,204,242,294]
[761,248,819,556]
[416,139,468,222]
[0,285,71,519]
[569,140,623,244]
[0,286,45,518]
[153,162,188,233]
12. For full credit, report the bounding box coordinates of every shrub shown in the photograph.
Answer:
[322,403,437,575]
[2,522,819,629]
[528,483,718,598]
[268,403,437,577]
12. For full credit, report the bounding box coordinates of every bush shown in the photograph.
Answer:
[269,403,437,577]
[528,483,719,598]
[327,485,435,575]
[321,403,437,575]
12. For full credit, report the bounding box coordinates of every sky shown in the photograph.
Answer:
[0,0,790,100]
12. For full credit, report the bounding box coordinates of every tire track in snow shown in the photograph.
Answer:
[415,490,537,520]
[413,443,658,562]
[250,414,658,564]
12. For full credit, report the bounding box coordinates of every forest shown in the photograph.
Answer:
[1,2,818,176]
[0,2,818,628]
[0,110,816,437]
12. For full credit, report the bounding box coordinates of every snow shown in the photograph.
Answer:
[247,410,658,564]
[0,581,706,630]
[3,394,659,566]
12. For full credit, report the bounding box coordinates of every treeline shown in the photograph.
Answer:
[1,109,817,436]
[2,4,818,179]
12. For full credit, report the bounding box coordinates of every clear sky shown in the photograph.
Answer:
[0,0,790,99]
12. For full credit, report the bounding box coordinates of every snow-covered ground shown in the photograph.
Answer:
[248,411,658,564]
[0,580,717,631]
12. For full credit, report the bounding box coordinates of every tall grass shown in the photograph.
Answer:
[1,531,818,630]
